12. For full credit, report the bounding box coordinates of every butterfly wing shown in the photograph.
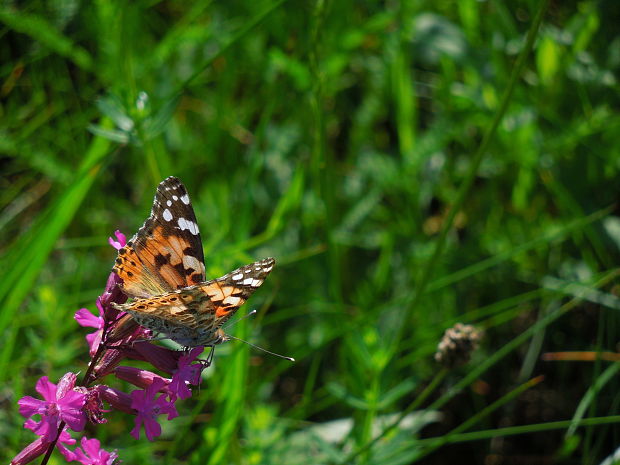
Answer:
[113,176,206,298]
[113,258,275,346]
[194,257,276,327]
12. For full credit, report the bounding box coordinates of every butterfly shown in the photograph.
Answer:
[110,176,275,347]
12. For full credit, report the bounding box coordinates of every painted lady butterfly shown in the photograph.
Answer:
[110,176,275,347]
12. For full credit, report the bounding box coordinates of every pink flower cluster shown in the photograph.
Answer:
[12,231,208,465]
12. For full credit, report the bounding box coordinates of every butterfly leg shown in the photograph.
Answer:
[205,346,215,366]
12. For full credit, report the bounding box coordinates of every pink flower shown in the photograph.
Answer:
[115,366,171,391]
[107,230,127,250]
[130,378,178,441]
[97,385,134,415]
[12,423,76,464]
[169,346,205,400]
[18,373,86,441]
[75,229,130,357]
[78,386,108,424]
[132,342,182,374]
[90,326,152,381]
[75,303,105,356]
[73,437,118,465]
[97,230,129,321]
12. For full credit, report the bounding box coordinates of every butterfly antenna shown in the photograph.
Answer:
[224,309,258,330]
[226,334,295,362]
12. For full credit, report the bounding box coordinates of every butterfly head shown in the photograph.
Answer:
[214,328,230,345]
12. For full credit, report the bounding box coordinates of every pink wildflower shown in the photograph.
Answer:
[107,230,127,250]
[115,366,171,391]
[73,437,118,465]
[77,386,108,424]
[130,378,178,441]
[90,326,152,381]
[97,230,129,320]
[169,346,205,400]
[18,373,86,441]
[12,422,76,464]
[75,302,105,356]
[96,385,134,415]
[132,342,182,374]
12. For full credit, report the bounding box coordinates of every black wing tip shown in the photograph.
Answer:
[159,176,182,188]
[156,176,188,198]
[234,257,275,275]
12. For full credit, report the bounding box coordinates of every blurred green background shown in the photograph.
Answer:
[2,0,620,463]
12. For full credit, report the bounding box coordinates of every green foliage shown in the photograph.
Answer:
[2,0,620,463]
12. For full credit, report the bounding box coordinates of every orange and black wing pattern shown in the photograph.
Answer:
[113,177,206,298]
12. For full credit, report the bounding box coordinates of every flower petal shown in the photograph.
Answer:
[81,437,101,456]
[57,443,76,463]
[59,429,76,445]
[31,416,59,442]
[18,396,46,418]
[130,388,148,412]
[108,230,127,250]
[75,308,103,328]
[23,419,39,432]
[143,417,162,441]
[34,376,56,402]
[57,373,78,399]
[130,419,142,440]
[146,377,167,397]
[62,412,86,432]
[86,330,103,356]
[60,389,85,409]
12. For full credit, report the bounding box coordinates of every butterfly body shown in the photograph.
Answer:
[111,176,274,347]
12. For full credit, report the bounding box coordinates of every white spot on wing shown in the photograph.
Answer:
[232,273,243,281]
[181,194,190,205]
[223,296,241,306]
[173,195,178,201]
[183,255,202,274]
[166,200,172,207]
[163,209,173,221]
[243,277,254,286]
[251,279,263,287]
[177,217,199,235]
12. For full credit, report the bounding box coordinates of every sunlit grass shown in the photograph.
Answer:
[2,0,620,463]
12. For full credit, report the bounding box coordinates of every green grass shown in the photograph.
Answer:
[2,0,620,464]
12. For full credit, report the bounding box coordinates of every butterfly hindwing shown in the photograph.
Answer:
[113,176,206,298]
[198,257,276,326]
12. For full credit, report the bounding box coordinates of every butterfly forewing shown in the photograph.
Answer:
[113,176,206,298]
